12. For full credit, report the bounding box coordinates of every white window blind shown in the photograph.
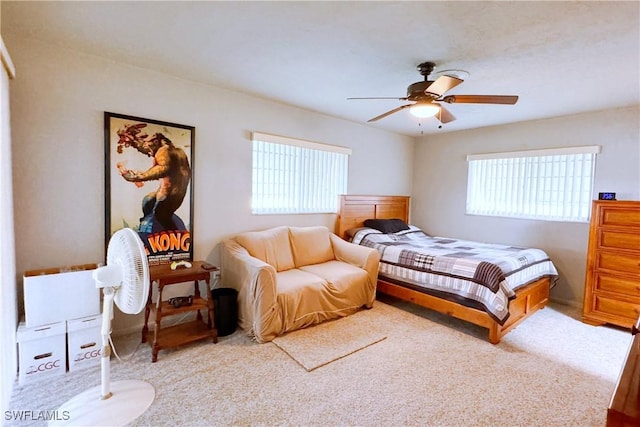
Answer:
[466,146,600,222]
[251,132,350,214]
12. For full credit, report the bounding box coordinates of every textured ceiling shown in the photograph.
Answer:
[3,1,639,136]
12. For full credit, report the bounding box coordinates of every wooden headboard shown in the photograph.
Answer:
[336,195,410,239]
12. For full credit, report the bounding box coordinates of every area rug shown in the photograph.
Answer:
[271,308,387,371]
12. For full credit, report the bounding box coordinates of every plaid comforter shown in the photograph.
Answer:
[352,226,558,324]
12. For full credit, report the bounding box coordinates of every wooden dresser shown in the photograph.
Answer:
[583,200,640,328]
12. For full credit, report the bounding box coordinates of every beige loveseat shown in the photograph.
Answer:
[221,226,380,343]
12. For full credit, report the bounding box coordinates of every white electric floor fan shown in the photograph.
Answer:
[51,228,155,426]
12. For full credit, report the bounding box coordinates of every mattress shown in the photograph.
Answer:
[352,226,558,324]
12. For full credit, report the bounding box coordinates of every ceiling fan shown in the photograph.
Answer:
[348,61,518,124]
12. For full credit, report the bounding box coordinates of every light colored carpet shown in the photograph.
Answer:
[6,300,630,427]
[272,309,387,371]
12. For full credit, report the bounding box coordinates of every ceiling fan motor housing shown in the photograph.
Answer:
[407,81,438,101]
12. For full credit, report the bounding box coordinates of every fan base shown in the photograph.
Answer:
[49,380,155,427]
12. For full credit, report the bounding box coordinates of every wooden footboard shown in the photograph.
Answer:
[376,276,551,344]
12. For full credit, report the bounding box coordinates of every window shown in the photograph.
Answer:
[251,132,350,214]
[466,146,600,222]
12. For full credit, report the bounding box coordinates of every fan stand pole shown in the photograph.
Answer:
[100,289,115,400]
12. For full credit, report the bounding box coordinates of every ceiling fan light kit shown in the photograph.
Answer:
[409,103,440,118]
[348,61,519,125]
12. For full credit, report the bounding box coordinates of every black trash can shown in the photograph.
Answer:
[211,288,238,337]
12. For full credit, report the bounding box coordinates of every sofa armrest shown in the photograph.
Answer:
[329,234,380,301]
[221,239,282,343]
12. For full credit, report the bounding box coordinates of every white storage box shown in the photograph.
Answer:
[23,264,100,328]
[17,321,66,385]
[67,314,102,372]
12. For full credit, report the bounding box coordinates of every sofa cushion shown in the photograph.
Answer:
[276,268,327,295]
[300,261,369,294]
[235,226,295,272]
[275,267,364,333]
[289,226,335,267]
[276,269,330,330]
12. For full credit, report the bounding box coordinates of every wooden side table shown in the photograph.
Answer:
[142,261,218,362]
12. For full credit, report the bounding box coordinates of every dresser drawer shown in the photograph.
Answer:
[598,251,640,275]
[599,206,640,228]
[593,294,640,323]
[595,273,640,297]
[599,229,640,251]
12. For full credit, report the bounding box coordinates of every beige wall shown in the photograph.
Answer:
[412,107,640,307]
[6,36,414,332]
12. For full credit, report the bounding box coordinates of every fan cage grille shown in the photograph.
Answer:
[106,228,150,315]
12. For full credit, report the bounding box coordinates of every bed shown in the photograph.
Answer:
[336,194,558,344]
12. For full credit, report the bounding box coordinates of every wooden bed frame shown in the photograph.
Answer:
[336,194,551,344]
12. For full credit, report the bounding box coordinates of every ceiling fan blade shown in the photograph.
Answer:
[441,95,519,105]
[437,105,456,124]
[367,104,412,122]
[424,75,464,97]
[347,97,408,100]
